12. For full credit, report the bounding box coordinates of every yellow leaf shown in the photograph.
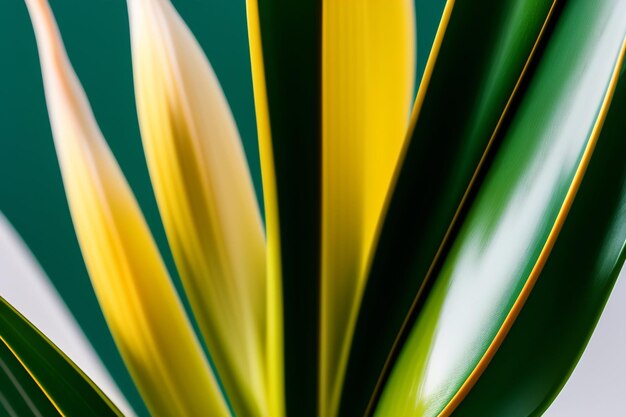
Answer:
[319,1,416,416]
[127,1,268,415]
[25,1,230,415]
[246,1,285,416]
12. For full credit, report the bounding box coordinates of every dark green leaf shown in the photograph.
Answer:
[249,1,322,416]
[372,0,626,415]
[0,297,121,416]
[0,341,59,416]
[453,50,626,417]
[341,0,556,414]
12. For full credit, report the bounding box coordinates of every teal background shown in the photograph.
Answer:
[0,1,444,415]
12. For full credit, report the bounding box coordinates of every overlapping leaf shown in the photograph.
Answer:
[340,1,556,414]
[0,212,135,416]
[0,297,119,415]
[128,1,267,415]
[374,0,626,415]
[6,1,625,417]
[0,340,60,416]
[454,43,626,417]
[319,2,415,417]
[247,1,322,415]
[24,1,229,415]
[247,3,416,417]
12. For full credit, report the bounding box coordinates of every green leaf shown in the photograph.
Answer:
[453,50,626,417]
[340,0,555,414]
[372,0,626,415]
[0,341,59,416]
[247,2,322,416]
[0,297,121,416]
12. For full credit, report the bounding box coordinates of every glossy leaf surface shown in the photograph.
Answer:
[340,0,555,414]
[0,336,60,416]
[0,297,119,416]
[6,1,626,416]
[375,0,626,415]
[454,53,626,417]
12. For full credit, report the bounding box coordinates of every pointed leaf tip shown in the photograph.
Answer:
[128,0,268,415]
[25,1,230,415]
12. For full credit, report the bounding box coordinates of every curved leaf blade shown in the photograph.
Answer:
[24,1,230,415]
[247,4,416,416]
[0,297,119,416]
[341,0,556,414]
[453,55,626,417]
[0,338,60,416]
[128,1,267,415]
[374,1,626,415]
[319,2,415,416]
[0,212,136,416]
[247,1,321,415]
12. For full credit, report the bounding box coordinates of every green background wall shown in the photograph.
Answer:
[0,1,445,415]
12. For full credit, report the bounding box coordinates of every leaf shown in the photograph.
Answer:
[247,1,321,416]
[127,1,267,415]
[0,337,59,417]
[0,212,135,416]
[24,1,230,415]
[247,4,416,417]
[373,0,626,415]
[319,2,415,416]
[452,49,626,417]
[0,297,118,415]
[340,0,556,414]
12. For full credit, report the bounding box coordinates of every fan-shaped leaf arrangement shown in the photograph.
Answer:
[1,0,624,416]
